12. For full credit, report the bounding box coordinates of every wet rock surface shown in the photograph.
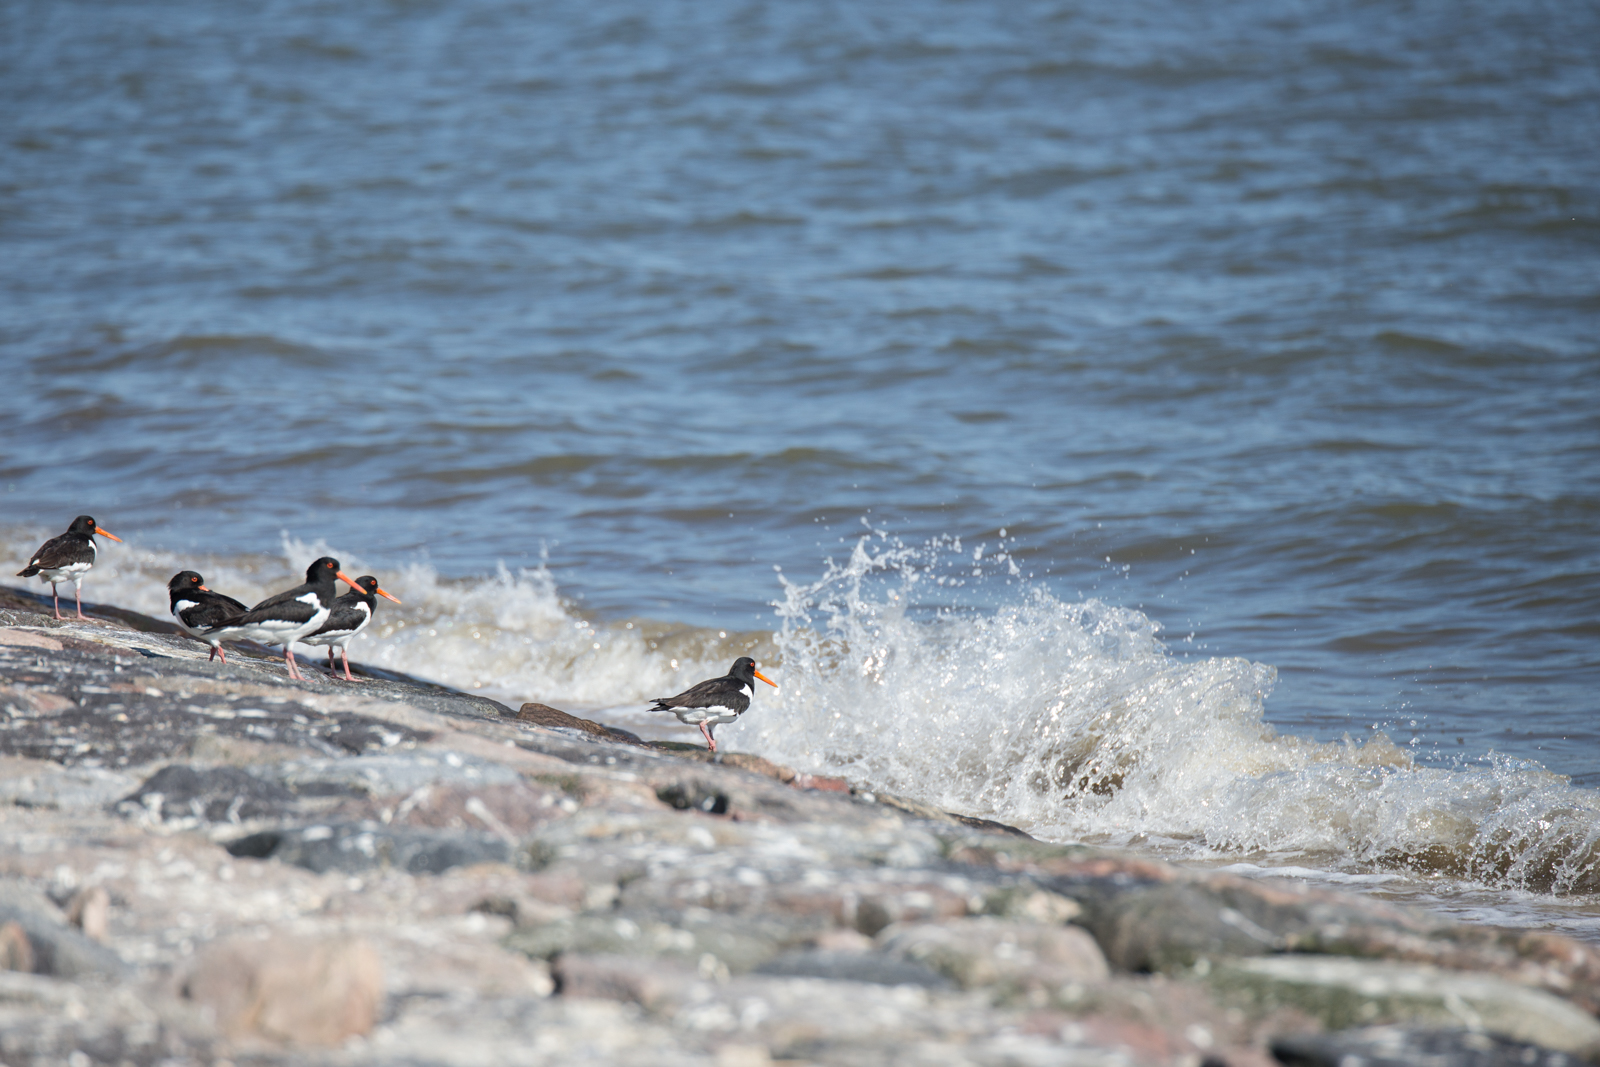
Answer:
[1271,1027,1584,1067]
[1,586,1599,1065]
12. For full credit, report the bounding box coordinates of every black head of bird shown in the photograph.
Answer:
[731,656,778,689]
[168,570,207,594]
[350,576,403,604]
[70,516,122,543]
[305,556,360,590]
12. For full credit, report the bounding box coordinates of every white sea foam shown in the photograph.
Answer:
[1214,863,1404,886]
[722,531,1600,896]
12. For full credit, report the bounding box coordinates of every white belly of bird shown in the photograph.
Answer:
[171,600,206,639]
[302,604,371,649]
[35,561,92,585]
[672,704,742,727]
[226,604,330,647]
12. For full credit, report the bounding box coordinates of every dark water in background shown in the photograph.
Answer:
[4,0,1600,919]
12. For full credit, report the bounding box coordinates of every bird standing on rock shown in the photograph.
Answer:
[167,571,247,663]
[300,575,401,681]
[203,557,358,681]
[649,656,778,753]
[16,515,122,620]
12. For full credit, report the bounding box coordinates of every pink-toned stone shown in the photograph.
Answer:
[65,886,110,943]
[0,921,34,973]
[517,703,645,745]
[0,629,63,651]
[877,918,1110,991]
[0,685,74,713]
[1035,855,1178,882]
[791,773,849,793]
[717,753,796,782]
[852,886,973,935]
[181,935,384,1047]
[552,952,698,1011]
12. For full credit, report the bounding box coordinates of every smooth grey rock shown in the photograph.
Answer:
[1272,1026,1578,1067]
[1082,881,1283,971]
[754,948,953,989]
[0,971,209,1064]
[551,952,703,1010]
[1062,874,1446,975]
[115,763,299,824]
[0,637,432,767]
[0,882,126,979]
[226,822,513,874]
[0,761,138,811]
[508,911,786,974]
[979,885,1082,924]
[1213,956,1600,1055]
[275,750,521,797]
[876,918,1110,992]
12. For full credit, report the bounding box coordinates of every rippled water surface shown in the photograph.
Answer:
[3,0,1598,923]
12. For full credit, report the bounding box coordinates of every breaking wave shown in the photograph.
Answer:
[725,531,1600,897]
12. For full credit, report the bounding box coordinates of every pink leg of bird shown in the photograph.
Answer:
[699,723,717,753]
[283,646,303,681]
[75,582,86,620]
[340,647,354,682]
[50,583,62,621]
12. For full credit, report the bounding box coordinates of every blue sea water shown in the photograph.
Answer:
[2,0,1599,921]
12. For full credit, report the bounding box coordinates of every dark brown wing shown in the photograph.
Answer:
[309,597,374,639]
[16,532,92,576]
[651,675,751,714]
[218,585,326,630]
[207,590,249,614]
[176,590,247,631]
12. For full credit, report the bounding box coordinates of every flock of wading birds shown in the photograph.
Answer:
[14,515,778,752]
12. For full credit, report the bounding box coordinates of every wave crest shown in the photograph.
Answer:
[725,531,1600,896]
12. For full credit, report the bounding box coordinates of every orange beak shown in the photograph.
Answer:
[375,587,402,604]
[95,527,122,543]
[337,571,360,589]
[753,668,778,688]
[198,585,211,592]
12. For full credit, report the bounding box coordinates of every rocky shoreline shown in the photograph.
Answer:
[2,585,1598,1066]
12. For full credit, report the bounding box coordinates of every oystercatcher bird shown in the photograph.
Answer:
[15,515,122,620]
[204,557,358,681]
[649,656,778,753]
[300,575,401,681]
[167,571,248,664]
